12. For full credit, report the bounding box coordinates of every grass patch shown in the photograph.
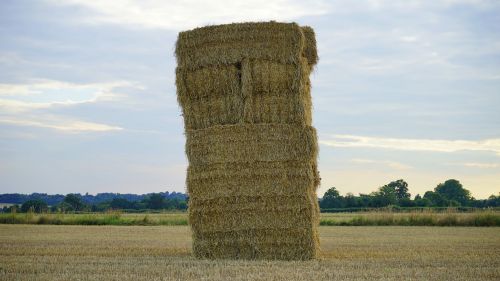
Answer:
[319,211,500,226]
[1,211,498,227]
[0,212,188,226]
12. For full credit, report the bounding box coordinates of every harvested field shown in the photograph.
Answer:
[0,225,498,280]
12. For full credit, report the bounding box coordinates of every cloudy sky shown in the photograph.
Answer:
[1,0,499,198]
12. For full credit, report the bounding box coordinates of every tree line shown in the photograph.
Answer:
[2,193,187,213]
[0,191,186,206]
[320,179,499,210]
[2,178,498,213]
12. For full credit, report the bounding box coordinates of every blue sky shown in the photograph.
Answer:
[1,0,499,198]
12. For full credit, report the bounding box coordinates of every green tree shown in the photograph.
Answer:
[177,200,188,210]
[399,197,415,207]
[487,194,499,207]
[344,193,358,208]
[62,194,86,211]
[320,187,343,208]
[387,179,410,200]
[109,198,134,210]
[374,185,398,207]
[358,194,373,207]
[435,179,471,206]
[423,191,447,207]
[57,202,74,213]
[21,199,48,213]
[144,193,166,209]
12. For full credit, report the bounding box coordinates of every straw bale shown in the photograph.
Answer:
[192,227,319,260]
[176,57,313,130]
[241,58,313,125]
[189,194,319,232]
[176,22,317,70]
[187,161,320,200]
[301,26,318,68]
[186,124,317,165]
[175,21,320,260]
[176,64,243,130]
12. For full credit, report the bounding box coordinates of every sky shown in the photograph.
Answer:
[0,0,499,198]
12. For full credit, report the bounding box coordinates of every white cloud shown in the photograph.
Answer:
[45,0,330,30]
[351,158,412,170]
[320,135,500,156]
[0,79,141,134]
[0,117,123,133]
[461,162,500,169]
[0,79,143,113]
[339,0,495,11]
[0,99,52,112]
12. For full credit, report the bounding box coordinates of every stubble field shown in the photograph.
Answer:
[0,225,498,280]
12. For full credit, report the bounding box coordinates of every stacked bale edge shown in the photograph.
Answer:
[175,22,320,260]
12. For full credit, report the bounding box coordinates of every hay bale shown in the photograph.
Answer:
[175,21,320,260]
[176,58,314,129]
[186,124,317,165]
[187,161,319,200]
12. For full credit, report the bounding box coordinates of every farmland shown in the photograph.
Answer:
[0,225,498,280]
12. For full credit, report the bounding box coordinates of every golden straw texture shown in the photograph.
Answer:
[186,124,317,165]
[176,21,320,260]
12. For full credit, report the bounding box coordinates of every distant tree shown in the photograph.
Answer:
[62,194,86,211]
[21,199,48,213]
[487,194,500,207]
[143,193,166,209]
[415,197,431,207]
[109,198,134,210]
[398,197,415,207]
[344,193,358,208]
[91,201,111,212]
[358,194,373,208]
[0,192,188,212]
[1,204,19,213]
[434,179,471,206]
[167,198,188,210]
[423,191,447,207]
[386,179,410,200]
[412,194,429,207]
[320,187,343,208]
[373,185,398,207]
[177,200,188,210]
[57,202,74,213]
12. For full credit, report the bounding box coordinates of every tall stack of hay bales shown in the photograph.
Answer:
[175,22,320,260]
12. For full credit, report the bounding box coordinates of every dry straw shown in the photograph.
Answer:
[176,21,320,260]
